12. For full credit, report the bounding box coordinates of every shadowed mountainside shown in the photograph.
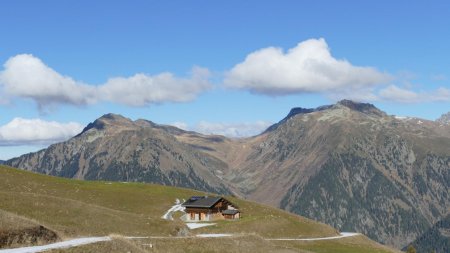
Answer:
[403,214,450,253]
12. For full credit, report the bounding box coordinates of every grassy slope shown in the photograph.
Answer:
[0,165,398,252]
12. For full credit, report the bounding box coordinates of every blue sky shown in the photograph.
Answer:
[0,1,449,159]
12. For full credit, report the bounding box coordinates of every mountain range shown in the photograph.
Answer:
[6,100,450,248]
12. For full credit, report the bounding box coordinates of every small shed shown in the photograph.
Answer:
[221,209,240,219]
[182,196,240,221]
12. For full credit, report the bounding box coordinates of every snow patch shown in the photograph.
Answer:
[196,234,233,238]
[124,236,149,239]
[394,115,408,120]
[186,223,216,229]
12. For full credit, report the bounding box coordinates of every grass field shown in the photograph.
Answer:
[0,165,399,252]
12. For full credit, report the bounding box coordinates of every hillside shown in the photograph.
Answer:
[404,214,450,253]
[176,100,450,248]
[0,165,398,253]
[7,114,232,195]
[6,100,450,248]
[222,100,450,248]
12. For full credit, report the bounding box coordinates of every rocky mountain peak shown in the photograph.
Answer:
[98,113,131,123]
[285,107,315,118]
[264,99,385,133]
[77,113,187,138]
[264,106,319,132]
[436,112,450,125]
[78,113,134,136]
[336,99,385,117]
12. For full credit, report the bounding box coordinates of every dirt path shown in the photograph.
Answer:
[0,233,360,252]
[0,237,110,253]
[265,232,360,241]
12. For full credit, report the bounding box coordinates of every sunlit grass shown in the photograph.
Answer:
[0,165,399,252]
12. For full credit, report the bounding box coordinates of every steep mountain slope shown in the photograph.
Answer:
[176,100,450,247]
[6,101,450,248]
[404,214,450,253]
[224,101,450,248]
[437,111,450,125]
[7,114,231,194]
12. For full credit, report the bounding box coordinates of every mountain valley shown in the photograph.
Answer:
[6,100,450,249]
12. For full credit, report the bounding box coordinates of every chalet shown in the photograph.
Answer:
[182,196,240,221]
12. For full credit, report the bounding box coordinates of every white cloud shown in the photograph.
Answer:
[434,87,450,101]
[379,85,450,103]
[170,121,272,138]
[225,38,391,95]
[99,66,211,106]
[0,54,97,108]
[170,121,189,130]
[0,118,84,146]
[0,54,211,109]
[326,87,378,103]
[431,74,447,81]
[379,85,420,103]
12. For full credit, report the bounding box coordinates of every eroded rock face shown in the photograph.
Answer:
[7,101,450,248]
[0,225,59,249]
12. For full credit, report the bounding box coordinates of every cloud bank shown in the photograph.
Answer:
[1,40,448,109]
[223,38,450,103]
[225,38,391,95]
[379,85,450,103]
[170,121,272,138]
[0,54,211,109]
[0,118,83,146]
[99,67,210,106]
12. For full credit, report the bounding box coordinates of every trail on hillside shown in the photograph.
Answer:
[161,199,185,220]
[0,237,110,253]
[0,233,360,252]
[265,232,360,241]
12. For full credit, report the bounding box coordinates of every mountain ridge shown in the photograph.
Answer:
[264,99,386,133]
[6,100,450,249]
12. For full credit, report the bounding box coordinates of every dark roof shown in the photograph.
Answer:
[182,196,222,208]
[222,209,239,215]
